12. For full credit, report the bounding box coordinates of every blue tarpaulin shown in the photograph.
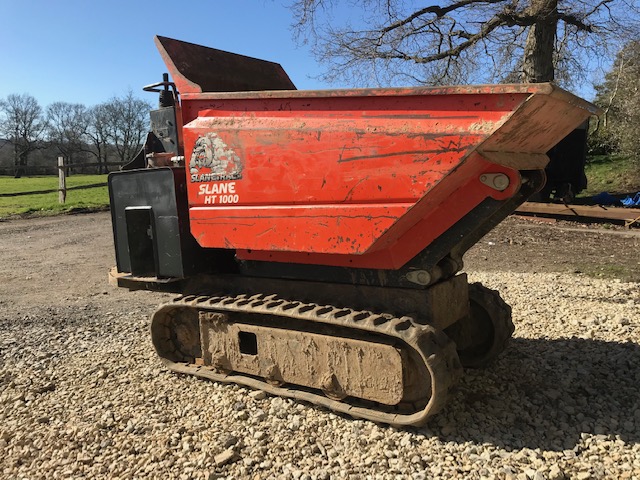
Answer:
[621,192,640,207]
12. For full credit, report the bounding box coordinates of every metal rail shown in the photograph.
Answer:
[515,202,640,227]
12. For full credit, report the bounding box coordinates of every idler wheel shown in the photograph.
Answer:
[444,283,514,368]
[151,305,202,363]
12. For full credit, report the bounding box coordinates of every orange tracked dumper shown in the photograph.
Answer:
[108,36,598,426]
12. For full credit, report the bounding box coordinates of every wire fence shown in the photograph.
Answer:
[0,157,112,203]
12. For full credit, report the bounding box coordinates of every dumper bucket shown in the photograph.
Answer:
[155,37,599,271]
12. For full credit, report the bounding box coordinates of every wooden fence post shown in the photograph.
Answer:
[58,157,66,204]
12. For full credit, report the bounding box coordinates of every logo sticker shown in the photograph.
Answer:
[190,132,243,182]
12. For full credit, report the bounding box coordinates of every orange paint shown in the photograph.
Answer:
[176,82,595,269]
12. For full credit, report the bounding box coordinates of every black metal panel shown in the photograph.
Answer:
[109,167,217,278]
[125,206,157,276]
[122,107,180,171]
[535,123,589,201]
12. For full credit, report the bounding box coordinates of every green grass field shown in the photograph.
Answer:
[583,155,640,197]
[0,175,110,218]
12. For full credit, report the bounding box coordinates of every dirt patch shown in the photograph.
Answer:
[464,215,640,283]
[0,212,169,317]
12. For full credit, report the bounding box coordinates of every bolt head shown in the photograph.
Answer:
[492,174,509,190]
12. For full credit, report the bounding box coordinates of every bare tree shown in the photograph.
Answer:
[290,0,640,87]
[102,92,151,165]
[86,104,111,174]
[45,102,90,171]
[0,94,46,177]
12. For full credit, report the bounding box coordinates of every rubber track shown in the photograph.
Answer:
[151,293,464,427]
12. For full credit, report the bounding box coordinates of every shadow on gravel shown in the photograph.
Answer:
[421,337,640,451]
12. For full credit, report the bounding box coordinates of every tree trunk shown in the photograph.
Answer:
[522,0,558,83]
[13,145,20,179]
[15,151,28,178]
[98,148,106,174]
[12,132,20,178]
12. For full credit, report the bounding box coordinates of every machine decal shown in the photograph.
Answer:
[190,132,243,182]
[197,181,239,205]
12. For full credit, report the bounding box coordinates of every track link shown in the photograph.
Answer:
[151,293,463,427]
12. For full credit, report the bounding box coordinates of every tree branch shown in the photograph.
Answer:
[380,0,510,34]
[371,14,508,63]
[558,12,595,31]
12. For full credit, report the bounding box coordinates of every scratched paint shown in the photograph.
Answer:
[174,83,596,265]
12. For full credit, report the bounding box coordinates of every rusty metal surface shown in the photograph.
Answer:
[179,81,590,103]
[151,293,463,427]
[154,36,296,95]
[477,90,598,162]
[200,312,405,405]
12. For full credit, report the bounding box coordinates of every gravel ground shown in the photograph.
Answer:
[0,212,639,480]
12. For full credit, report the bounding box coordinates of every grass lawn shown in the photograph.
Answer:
[0,175,110,218]
[583,155,640,197]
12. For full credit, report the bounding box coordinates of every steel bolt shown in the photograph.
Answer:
[492,173,510,191]
[406,270,432,286]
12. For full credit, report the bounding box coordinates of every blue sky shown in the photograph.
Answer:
[1,1,605,108]
[0,0,332,107]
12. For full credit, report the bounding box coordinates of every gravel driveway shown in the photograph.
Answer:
[0,212,638,480]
